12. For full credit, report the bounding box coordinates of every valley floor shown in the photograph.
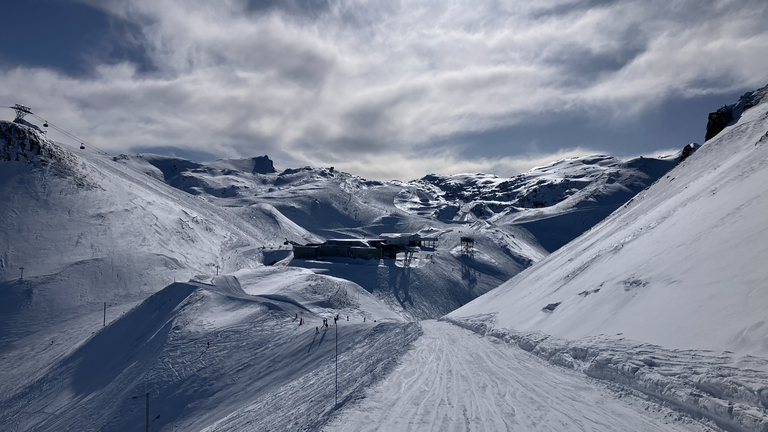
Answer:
[325,320,715,432]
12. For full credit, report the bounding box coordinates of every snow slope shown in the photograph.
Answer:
[116,153,550,318]
[325,321,714,432]
[449,85,768,355]
[0,99,709,432]
[0,121,321,346]
[0,267,419,432]
[448,85,768,431]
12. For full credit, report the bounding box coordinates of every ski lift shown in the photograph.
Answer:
[43,121,48,127]
[80,143,85,150]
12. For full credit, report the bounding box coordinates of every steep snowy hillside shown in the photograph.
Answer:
[449,84,768,431]
[0,266,420,432]
[0,120,323,394]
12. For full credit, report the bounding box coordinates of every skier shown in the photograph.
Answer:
[316,327,319,334]
[207,342,210,348]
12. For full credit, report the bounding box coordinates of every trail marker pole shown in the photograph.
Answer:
[19,267,24,280]
[335,321,338,405]
[131,393,150,432]
[216,264,219,276]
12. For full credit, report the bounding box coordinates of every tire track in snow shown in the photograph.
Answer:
[324,321,714,432]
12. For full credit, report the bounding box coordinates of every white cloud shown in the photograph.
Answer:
[320,147,603,181]
[3,0,767,180]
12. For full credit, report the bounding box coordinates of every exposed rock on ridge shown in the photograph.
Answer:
[705,83,768,141]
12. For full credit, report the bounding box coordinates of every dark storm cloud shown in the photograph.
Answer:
[0,0,153,77]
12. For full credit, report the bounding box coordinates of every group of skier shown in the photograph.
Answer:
[291,311,368,333]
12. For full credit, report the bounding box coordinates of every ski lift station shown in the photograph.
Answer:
[292,233,438,260]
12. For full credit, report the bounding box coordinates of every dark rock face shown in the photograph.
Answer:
[705,83,768,142]
[0,120,96,188]
[705,108,733,141]
[677,143,700,165]
[251,155,276,174]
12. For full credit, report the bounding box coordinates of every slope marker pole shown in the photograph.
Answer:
[335,321,338,406]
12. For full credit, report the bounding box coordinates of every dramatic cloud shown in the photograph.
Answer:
[2,0,767,180]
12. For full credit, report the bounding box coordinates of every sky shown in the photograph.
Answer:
[1,0,767,181]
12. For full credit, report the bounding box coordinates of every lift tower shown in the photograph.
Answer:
[11,104,33,122]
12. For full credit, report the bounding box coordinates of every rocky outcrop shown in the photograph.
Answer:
[705,107,733,141]
[705,83,768,141]
[677,142,700,165]
[0,120,95,188]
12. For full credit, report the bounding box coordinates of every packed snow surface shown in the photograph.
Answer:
[325,320,714,432]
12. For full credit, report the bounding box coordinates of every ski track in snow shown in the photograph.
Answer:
[325,321,712,432]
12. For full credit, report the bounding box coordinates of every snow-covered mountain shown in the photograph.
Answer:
[107,145,680,318]
[0,121,327,343]
[0,92,721,431]
[449,84,768,431]
[409,153,679,251]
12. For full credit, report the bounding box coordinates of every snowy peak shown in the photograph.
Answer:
[415,154,675,209]
[0,120,94,188]
[399,152,680,251]
[2,120,64,165]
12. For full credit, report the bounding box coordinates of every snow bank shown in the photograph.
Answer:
[445,314,768,432]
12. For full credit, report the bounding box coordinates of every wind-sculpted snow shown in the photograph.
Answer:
[445,315,768,432]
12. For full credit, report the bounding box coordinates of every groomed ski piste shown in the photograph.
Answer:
[1,85,767,431]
